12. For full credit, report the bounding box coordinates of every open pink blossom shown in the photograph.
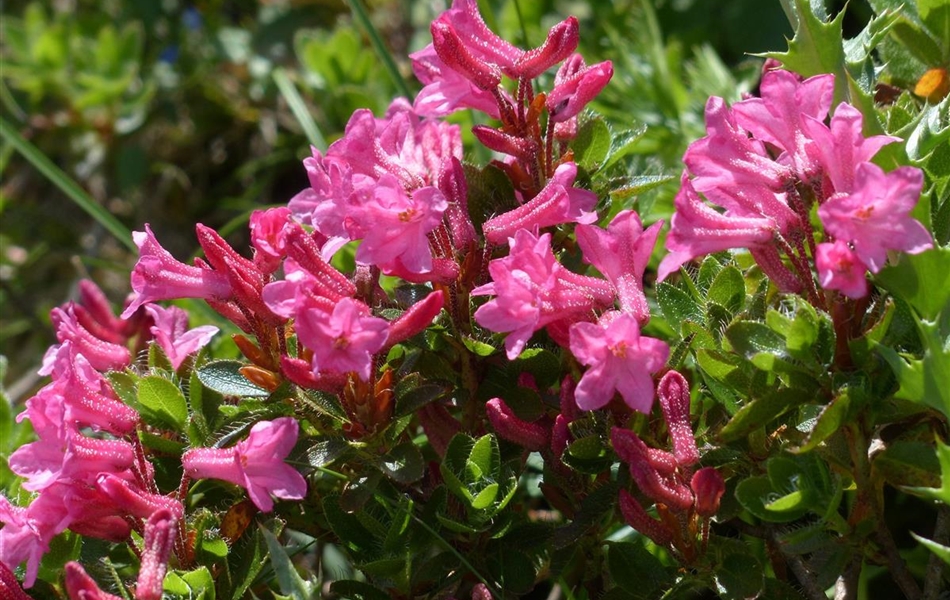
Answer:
[546,54,613,123]
[569,311,669,413]
[182,417,307,512]
[482,162,597,244]
[473,230,612,359]
[411,44,502,117]
[122,225,231,319]
[815,241,869,299]
[0,494,71,588]
[657,175,778,281]
[294,298,390,381]
[144,304,219,369]
[431,0,524,78]
[818,162,932,273]
[802,103,899,195]
[576,210,662,322]
[732,69,835,179]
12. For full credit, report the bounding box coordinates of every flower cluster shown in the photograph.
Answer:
[658,68,932,301]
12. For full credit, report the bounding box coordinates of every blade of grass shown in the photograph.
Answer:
[273,68,327,151]
[345,0,414,100]
[0,116,136,252]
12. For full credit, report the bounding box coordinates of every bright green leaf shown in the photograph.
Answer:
[137,375,188,431]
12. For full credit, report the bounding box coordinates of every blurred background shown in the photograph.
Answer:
[1,0,874,397]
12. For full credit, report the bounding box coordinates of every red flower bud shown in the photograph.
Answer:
[657,370,699,467]
[486,398,549,451]
[690,467,726,517]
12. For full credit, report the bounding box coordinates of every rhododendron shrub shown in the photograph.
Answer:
[3,1,948,598]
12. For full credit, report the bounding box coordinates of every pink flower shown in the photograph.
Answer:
[136,509,176,600]
[486,398,549,451]
[144,304,219,370]
[0,494,70,588]
[411,44,502,118]
[249,206,293,273]
[575,210,662,322]
[431,0,524,78]
[473,230,612,359]
[802,103,899,195]
[482,162,597,245]
[818,162,932,272]
[40,304,131,376]
[732,70,835,179]
[294,298,390,381]
[546,55,613,123]
[815,241,870,299]
[354,175,448,274]
[657,175,778,281]
[182,417,307,512]
[64,562,122,600]
[122,225,231,319]
[60,352,139,435]
[569,312,669,413]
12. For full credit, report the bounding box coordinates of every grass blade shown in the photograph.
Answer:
[273,68,327,151]
[346,0,414,100]
[0,116,135,252]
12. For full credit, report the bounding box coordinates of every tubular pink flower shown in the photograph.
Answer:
[144,304,218,370]
[386,290,445,348]
[515,16,579,79]
[473,230,611,359]
[0,561,31,600]
[657,175,778,282]
[618,488,673,547]
[182,417,307,512]
[431,20,503,91]
[41,305,130,375]
[64,562,123,600]
[802,103,899,195]
[249,206,292,273]
[657,371,699,467]
[570,312,669,413]
[546,56,613,123]
[576,210,662,323]
[136,509,176,600]
[97,474,184,521]
[61,353,139,435]
[691,467,726,517]
[611,428,693,511]
[294,298,389,382]
[732,70,834,179]
[77,280,127,344]
[411,44,502,118]
[122,225,231,319]
[196,224,275,323]
[482,162,597,245]
[818,163,932,273]
[486,398,550,451]
[282,227,358,301]
[815,241,870,299]
[0,494,70,588]
[433,0,524,77]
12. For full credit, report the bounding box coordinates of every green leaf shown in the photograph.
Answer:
[467,434,498,482]
[918,0,950,57]
[572,117,611,171]
[196,360,270,398]
[736,476,809,523]
[874,440,940,489]
[322,495,378,557]
[716,552,763,600]
[794,389,850,453]
[767,0,847,101]
[394,373,449,417]
[305,438,351,468]
[471,483,500,509]
[484,547,536,595]
[606,541,671,598]
[725,321,787,358]
[719,388,805,443]
[137,375,188,431]
[911,532,950,566]
[877,317,950,419]
[228,526,268,600]
[297,388,347,421]
[608,174,677,202]
[261,525,314,600]
[657,281,704,336]
[706,265,745,316]
[904,440,950,503]
[272,68,325,150]
[376,442,424,484]
[875,246,950,322]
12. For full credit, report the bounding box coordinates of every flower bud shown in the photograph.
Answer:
[690,467,726,517]
[64,562,123,600]
[486,398,549,451]
[431,21,502,91]
[515,16,579,79]
[657,370,699,467]
[136,509,176,600]
[618,489,673,547]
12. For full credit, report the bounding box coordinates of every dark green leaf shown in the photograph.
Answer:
[725,321,786,358]
[606,541,670,597]
[874,440,940,489]
[329,580,390,600]
[716,553,763,600]
[735,476,809,523]
[306,438,351,468]
[794,390,851,453]
[657,281,704,336]
[196,360,270,398]
[464,163,518,230]
[261,525,314,599]
[376,442,424,484]
[706,265,745,315]
[394,373,449,417]
[719,388,805,443]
